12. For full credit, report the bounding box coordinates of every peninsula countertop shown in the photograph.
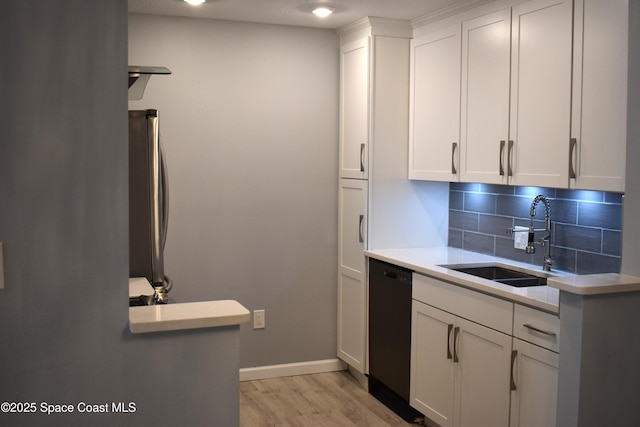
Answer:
[547,273,640,295]
[128,278,250,334]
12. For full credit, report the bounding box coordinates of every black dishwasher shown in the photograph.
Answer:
[369,258,421,422]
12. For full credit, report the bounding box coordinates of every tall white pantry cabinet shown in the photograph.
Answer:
[336,18,449,374]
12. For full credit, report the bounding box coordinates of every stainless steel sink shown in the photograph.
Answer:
[444,265,548,287]
[129,295,174,306]
[129,295,153,307]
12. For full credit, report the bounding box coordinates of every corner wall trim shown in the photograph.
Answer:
[239,358,348,382]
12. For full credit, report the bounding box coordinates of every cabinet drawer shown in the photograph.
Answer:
[513,304,560,352]
[412,273,513,335]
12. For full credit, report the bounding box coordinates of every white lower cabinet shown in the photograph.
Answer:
[410,273,560,427]
[411,301,456,426]
[510,339,559,427]
[455,317,512,427]
[510,304,560,427]
[410,273,513,427]
[411,301,512,427]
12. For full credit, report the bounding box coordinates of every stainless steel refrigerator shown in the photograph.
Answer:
[129,109,171,304]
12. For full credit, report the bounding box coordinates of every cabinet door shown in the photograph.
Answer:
[409,25,461,182]
[510,339,559,427]
[454,317,512,427]
[509,0,573,188]
[340,37,369,179]
[337,273,366,371]
[570,0,628,192]
[338,179,367,275]
[460,9,511,184]
[337,179,367,371]
[411,300,456,427]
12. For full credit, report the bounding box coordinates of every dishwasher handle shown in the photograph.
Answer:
[383,269,398,280]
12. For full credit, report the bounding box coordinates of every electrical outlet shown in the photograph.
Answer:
[513,226,528,250]
[253,309,265,329]
[0,242,5,290]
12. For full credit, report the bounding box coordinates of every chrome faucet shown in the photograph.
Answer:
[527,195,553,271]
[507,194,553,271]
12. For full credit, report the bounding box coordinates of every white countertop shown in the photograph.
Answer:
[365,247,566,313]
[129,277,155,299]
[128,278,250,334]
[547,273,640,296]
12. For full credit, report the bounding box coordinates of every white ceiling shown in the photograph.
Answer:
[128,0,479,30]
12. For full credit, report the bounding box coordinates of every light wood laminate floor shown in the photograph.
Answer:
[240,371,415,426]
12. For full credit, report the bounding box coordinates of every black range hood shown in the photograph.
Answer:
[128,66,171,100]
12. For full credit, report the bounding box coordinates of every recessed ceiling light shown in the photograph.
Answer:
[312,7,334,18]
[184,0,205,5]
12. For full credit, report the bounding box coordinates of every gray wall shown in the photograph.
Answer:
[128,14,340,368]
[622,0,640,276]
[0,0,129,423]
[0,2,242,426]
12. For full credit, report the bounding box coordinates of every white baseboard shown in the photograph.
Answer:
[239,358,348,382]
[347,364,369,390]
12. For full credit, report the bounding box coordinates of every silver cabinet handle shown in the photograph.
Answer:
[452,326,460,363]
[499,140,506,176]
[507,140,514,177]
[569,138,577,179]
[451,142,458,175]
[358,214,364,244]
[360,143,365,172]
[447,324,454,360]
[510,350,518,391]
[523,323,557,337]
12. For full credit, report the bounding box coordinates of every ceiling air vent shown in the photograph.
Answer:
[128,66,171,100]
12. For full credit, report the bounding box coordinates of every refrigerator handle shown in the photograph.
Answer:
[147,110,164,287]
[157,119,173,295]
[160,136,169,251]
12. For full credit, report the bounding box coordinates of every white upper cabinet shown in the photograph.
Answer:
[410,0,574,187]
[508,0,573,188]
[413,0,605,189]
[340,37,369,179]
[409,25,461,182]
[570,0,628,192]
[460,9,512,184]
